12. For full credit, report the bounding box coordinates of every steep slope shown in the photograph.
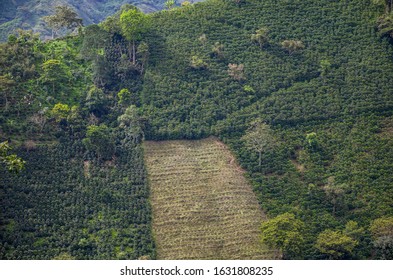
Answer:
[134,0,392,258]
[0,141,155,259]
[141,0,392,138]
[1,0,393,260]
[144,137,277,259]
[0,0,204,41]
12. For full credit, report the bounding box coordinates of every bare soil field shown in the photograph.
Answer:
[144,137,277,259]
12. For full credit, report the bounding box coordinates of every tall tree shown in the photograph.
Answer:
[190,55,208,69]
[165,0,176,10]
[315,229,358,259]
[117,88,139,107]
[370,217,393,259]
[120,7,150,65]
[241,118,274,167]
[82,124,114,160]
[211,42,225,59]
[43,5,83,39]
[281,40,305,54]
[322,177,346,216]
[118,105,146,144]
[260,212,305,259]
[251,27,269,48]
[0,141,25,173]
[227,63,245,81]
[40,59,70,95]
[50,103,70,123]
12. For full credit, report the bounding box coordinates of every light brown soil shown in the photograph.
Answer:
[144,137,278,259]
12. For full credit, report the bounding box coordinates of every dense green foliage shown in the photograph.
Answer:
[116,0,393,259]
[0,140,155,259]
[43,5,83,39]
[315,229,358,259]
[0,24,155,259]
[0,141,25,173]
[369,216,393,259]
[260,212,305,259]
[1,0,393,259]
[0,0,203,41]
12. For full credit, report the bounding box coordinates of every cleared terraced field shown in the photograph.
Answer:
[144,137,277,259]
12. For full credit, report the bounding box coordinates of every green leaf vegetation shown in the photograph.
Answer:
[315,229,358,259]
[1,0,393,259]
[0,141,25,173]
[260,212,305,259]
[119,6,150,65]
[0,139,155,259]
[83,124,115,161]
[369,216,393,259]
[43,5,83,39]
[0,0,176,41]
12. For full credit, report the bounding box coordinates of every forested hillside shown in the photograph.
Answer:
[0,0,203,41]
[1,0,393,259]
[0,140,155,259]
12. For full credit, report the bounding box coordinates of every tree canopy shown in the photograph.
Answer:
[251,27,269,48]
[370,217,393,259]
[82,124,115,160]
[315,229,358,259]
[260,213,305,259]
[119,7,150,64]
[0,141,25,173]
[242,119,274,167]
[43,5,83,38]
[1,0,393,261]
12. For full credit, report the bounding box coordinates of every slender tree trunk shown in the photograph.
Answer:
[132,41,136,65]
[332,197,336,216]
[128,42,132,59]
[258,150,262,167]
